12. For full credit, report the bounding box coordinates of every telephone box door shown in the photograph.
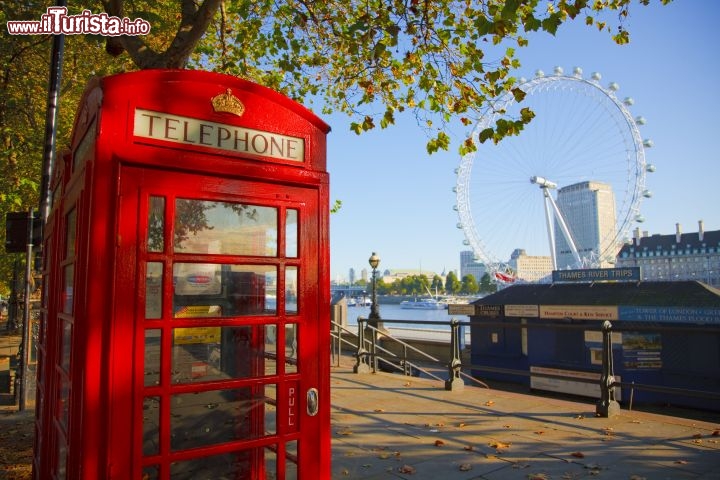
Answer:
[114,166,327,479]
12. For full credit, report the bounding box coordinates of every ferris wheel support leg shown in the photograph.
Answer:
[542,189,558,270]
[545,189,583,268]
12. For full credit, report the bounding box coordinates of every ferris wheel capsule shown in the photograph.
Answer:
[646,164,656,172]
[643,189,653,198]
[573,66,583,77]
[554,66,564,75]
[643,139,654,148]
[535,69,545,77]
[591,72,602,82]
[623,97,634,106]
[608,82,620,92]
[635,116,646,125]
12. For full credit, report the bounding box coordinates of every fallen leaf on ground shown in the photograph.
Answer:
[374,408,385,413]
[711,429,720,436]
[459,463,472,471]
[463,445,474,451]
[489,441,511,449]
[674,460,688,465]
[534,431,545,435]
[485,400,495,406]
[398,464,416,474]
[571,452,585,458]
[527,473,549,480]
[692,433,703,439]
[434,440,445,447]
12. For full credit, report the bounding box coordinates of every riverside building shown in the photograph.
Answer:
[616,221,720,287]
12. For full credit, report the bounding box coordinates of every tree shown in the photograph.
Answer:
[460,274,479,295]
[444,271,460,295]
[479,272,497,294]
[0,0,669,292]
[101,0,669,155]
[431,274,444,294]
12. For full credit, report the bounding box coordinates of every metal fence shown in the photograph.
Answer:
[331,316,720,418]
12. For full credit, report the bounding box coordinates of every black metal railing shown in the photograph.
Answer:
[330,316,720,417]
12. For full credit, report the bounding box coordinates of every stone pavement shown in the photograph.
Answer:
[330,363,720,479]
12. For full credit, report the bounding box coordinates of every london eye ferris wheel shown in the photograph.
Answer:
[454,66,655,283]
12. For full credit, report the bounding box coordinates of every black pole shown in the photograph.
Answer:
[18,209,35,411]
[38,0,66,235]
[596,320,620,417]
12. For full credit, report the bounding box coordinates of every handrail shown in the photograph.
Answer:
[331,317,488,390]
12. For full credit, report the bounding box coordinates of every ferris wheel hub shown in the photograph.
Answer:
[530,175,557,189]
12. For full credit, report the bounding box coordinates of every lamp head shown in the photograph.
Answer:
[368,252,380,270]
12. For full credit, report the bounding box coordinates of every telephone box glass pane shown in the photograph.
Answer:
[145,262,163,319]
[171,325,276,383]
[144,329,161,386]
[142,396,160,455]
[174,199,277,256]
[65,208,76,258]
[147,196,165,252]
[62,264,74,314]
[61,320,72,372]
[285,324,298,374]
[170,384,277,451]
[170,447,277,479]
[141,466,158,480]
[286,440,298,480]
[285,209,298,257]
[173,264,277,317]
[285,267,298,314]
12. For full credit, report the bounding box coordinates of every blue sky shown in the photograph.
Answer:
[325,1,720,282]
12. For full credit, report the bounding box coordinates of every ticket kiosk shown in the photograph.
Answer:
[34,70,331,479]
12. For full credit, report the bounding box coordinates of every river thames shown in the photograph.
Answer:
[344,303,462,330]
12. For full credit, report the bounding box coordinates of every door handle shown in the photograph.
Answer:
[306,388,318,416]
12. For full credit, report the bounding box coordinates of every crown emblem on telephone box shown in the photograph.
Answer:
[211,89,245,117]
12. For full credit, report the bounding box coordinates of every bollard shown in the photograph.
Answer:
[596,320,620,417]
[353,317,372,374]
[445,318,465,391]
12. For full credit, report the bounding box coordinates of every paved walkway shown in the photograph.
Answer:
[330,363,720,479]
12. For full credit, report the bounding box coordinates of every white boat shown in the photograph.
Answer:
[400,297,448,310]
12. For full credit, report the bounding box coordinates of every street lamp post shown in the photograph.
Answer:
[368,252,382,326]
[368,252,381,372]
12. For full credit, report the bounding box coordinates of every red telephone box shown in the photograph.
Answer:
[34,70,331,479]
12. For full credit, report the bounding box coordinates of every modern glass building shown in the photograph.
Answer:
[555,181,617,269]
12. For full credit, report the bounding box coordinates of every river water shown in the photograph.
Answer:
[344,303,460,330]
